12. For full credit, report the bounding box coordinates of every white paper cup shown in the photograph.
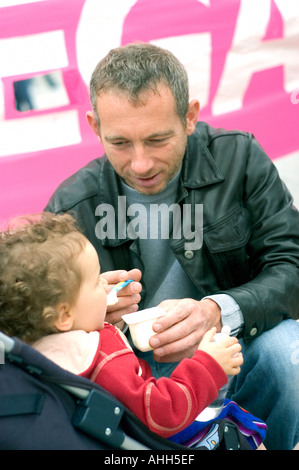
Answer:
[122,307,166,352]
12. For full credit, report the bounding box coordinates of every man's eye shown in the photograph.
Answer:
[149,138,167,145]
[113,141,128,147]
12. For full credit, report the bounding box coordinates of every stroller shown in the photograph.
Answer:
[0,331,251,451]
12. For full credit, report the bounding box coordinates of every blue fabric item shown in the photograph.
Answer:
[169,399,267,449]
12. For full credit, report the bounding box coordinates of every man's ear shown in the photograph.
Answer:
[86,111,100,136]
[54,302,73,332]
[186,99,200,135]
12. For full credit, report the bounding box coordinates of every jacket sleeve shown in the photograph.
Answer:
[82,325,227,438]
[223,136,299,341]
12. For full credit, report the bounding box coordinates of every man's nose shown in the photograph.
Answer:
[130,145,154,175]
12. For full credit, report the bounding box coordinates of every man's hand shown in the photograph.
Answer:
[101,269,142,326]
[149,298,222,362]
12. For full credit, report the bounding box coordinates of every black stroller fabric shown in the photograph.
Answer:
[0,334,251,451]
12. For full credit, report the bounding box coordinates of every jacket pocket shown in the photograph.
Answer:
[203,207,252,288]
[204,206,252,252]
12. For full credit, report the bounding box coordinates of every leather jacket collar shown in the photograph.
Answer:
[98,127,223,248]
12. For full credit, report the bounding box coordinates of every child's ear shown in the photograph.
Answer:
[54,302,73,332]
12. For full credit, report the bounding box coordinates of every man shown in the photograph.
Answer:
[45,43,299,449]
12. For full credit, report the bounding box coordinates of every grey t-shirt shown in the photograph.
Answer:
[121,169,201,308]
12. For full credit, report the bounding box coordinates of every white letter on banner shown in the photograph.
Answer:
[0,30,68,78]
[212,0,299,115]
[152,33,211,109]
[0,29,82,156]
[0,30,68,123]
[76,0,138,88]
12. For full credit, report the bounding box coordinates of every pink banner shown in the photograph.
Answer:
[0,0,299,225]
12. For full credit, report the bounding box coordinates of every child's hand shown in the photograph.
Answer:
[198,327,243,376]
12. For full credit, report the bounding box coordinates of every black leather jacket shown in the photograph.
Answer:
[45,122,299,342]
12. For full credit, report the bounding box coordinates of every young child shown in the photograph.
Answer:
[0,212,265,448]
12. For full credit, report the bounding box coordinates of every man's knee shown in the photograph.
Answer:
[241,319,299,392]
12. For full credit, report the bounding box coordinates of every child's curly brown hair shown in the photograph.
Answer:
[0,212,87,343]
